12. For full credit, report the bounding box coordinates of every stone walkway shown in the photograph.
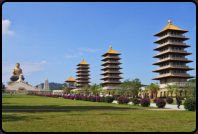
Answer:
[112,101,185,110]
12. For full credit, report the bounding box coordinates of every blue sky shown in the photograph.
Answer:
[2,2,196,86]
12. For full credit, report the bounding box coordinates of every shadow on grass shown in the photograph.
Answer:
[2,114,43,122]
[2,105,137,110]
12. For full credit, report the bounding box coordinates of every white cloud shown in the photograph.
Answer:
[64,52,84,59]
[78,48,101,52]
[2,19,14,36]
[2,61,46,82]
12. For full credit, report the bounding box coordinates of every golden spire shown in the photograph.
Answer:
[46,77,47,80]
[168,20,172,24]
[82,58,84,61]
[110,46,112,49]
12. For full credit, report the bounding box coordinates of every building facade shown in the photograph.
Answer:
[100,46,123,93]
[152,20,195,97]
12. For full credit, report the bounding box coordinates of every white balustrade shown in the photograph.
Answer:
[159,82,194,88]
[157,65,189,70]
[157,49,187,55]
[157,73,190,77]
[157,57,188,62]
[157,34,185,41]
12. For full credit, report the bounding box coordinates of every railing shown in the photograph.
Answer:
[104,65,120,67]
[157,42,186,48]
[77,69,89,71]
[157,65,189,70]
[159,82,195,88]
[102,71,121,74]
[157,49,187,55]
[157,57,188,62]
[157,73,190,77]
[102,86,118,90]
[157,34,185,41]
[102,56,119,59]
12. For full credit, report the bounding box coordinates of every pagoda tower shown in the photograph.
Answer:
[43,77,50,90]
[65,76,76,89]
[152,20,195,92]
[100,46,123,92]
[76,59,91,89]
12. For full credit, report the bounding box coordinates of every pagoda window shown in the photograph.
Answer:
[181,70,184,73]
[175,40,177,42]
[172,39,174,42]
[171,32,173,34]
[177,70,180,73]
[172,47,174,49]
[177,62,179,65]
[179,48,181,50]
[173,70,176,73]
[176,47,178,50]
[167,70,169,73]
[178,40,180,43]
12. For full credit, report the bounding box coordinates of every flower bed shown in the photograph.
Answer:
[117,96,130,104]
[184,98,196,111]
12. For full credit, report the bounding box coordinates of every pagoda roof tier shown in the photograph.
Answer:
[100,71,123,75]
[101,46,121,57]
[76,59,90,66]
[153,52,192,58]
[153,20,188,36]
[101,62,122,66]
[76,84,91,87]
[101,66,123,70]
[152,75,196,80]
[153,59,193,65]
[65,76,76,82]
[76,77,91,80]
[76,74,90,76]
[153,37,189,44]
[100,81,122,85]
[152,67,195,72]
[77,66,90,69]
[100,77,124,80]
[101,57,122,61]
[153,44,191,51]
[76,80,91,83]
[76,70,90,73]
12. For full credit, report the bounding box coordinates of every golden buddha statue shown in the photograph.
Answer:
[10,63,25,81]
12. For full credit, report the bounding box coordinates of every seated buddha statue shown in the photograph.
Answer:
[10,63,25,81]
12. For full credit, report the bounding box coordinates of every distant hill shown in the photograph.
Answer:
[188,79,196,83]
[35,82,67,90]
[141,84,148,87]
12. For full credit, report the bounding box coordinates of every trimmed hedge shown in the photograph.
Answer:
[105,96,114,103]
[131,98,140,105]
[117,96,130,104]
[156,98,166,108]
[165,97,173,104]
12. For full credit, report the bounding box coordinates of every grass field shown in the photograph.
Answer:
[2,95,196,132]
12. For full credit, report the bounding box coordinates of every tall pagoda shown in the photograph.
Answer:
[65,76,76,89]
[76,59,91,89]
[100,46,123,92]
[152,20,195,91]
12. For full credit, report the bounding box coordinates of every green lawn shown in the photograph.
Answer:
[2,95,166,110]
[2,111,196,132]
[2,95,196,132]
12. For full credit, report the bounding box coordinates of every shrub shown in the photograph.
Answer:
[56,95,59,98]
[87,96,92,101]
[100,97,105,102]
[184,98,196,111]
[75,95,80,100]
[156,98,166,108]
[96,96,100,102]
[165,97,173,104]
[153,98,158,103]
[117,97,130,104]
[132,98,140,105]
[140,98,150,107]
[105,96,114,103]
[70,96,74,100]
[91,97,96,102]
[82,96,88,101]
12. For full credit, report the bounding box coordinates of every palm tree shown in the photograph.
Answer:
[153,83,160,99]
[145,83,154,99]
[165,83,176,97]
[90,83,102,96]
[83,85,89,95]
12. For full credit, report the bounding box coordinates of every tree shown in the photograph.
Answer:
[128,78,142,97]
[165,83,176,97]
[146,83,160,99]
[116,79,129,96]
[2,83,5,93]
[70,90,74,94]
[83,85,89,95]
[184,81,196,97]
[90,83,102,96]
[142,87,149,98]
[110,90,115,96]
[63,87,71,94]
[173,82,180,96]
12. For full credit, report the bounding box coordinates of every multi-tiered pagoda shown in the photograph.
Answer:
[100,46,123,93]
[65,76,76,89]
[76,59,91,89]
[152,20,195,96]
